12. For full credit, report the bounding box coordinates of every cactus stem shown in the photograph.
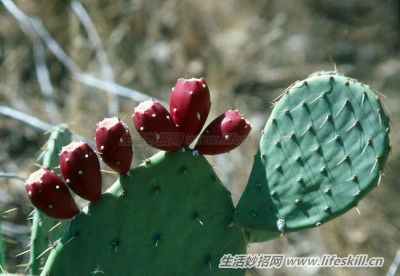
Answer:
[336,99,350,117]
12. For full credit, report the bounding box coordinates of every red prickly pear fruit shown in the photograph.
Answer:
[96,117,133,174]
[195,110,251,155]
[25,168,79,219]
[133,98,180,152]
[60,141,102,202]
[170,78,211,147]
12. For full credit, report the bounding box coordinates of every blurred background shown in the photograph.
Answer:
[1,0,400,275]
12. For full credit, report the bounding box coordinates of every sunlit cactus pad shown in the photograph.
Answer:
[235,71,390,241]
[42,151,246,276]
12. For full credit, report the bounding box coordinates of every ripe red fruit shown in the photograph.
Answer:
[96,117,133,174]
[60,141,102,202]
[195,110,251,155]
[133,98,180,152]
[25,168,79,219]
[170,78,211,147]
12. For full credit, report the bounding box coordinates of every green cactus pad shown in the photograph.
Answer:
[235,71,390,241]
[42,150,246,276]
[30,125,72,274]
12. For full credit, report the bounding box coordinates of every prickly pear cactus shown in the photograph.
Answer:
[42,150,246,276]
[19,74,390,275]
[235,71,390,241]
[29,125,72,274]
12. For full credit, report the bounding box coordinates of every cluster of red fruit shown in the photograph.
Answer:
[25,78,251,219]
